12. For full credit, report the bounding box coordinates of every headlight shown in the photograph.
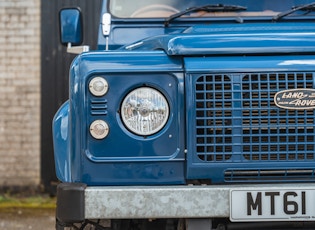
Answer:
[90,120,109,139]
[89,77,108,96]
[121,87,169,136]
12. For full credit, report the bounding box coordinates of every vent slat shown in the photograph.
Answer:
[90,99,108,116]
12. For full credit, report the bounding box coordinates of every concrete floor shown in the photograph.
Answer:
[0,208,55,230]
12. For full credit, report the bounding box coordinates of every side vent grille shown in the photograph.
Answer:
[90,99,107,116]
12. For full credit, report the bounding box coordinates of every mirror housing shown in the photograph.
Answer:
[59,8,83,46]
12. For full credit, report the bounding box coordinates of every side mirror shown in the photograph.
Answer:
[59,8,83,46]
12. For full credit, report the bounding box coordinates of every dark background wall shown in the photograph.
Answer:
[40,0,102,194]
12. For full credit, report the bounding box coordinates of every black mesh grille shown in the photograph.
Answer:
[196,75,233,161]
[195,72,315,163]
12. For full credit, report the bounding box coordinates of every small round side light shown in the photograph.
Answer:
[89,77,108,96]
[90,120,109,139]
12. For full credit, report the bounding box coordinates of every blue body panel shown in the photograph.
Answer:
[54,51,186,185]
[53,101,71,182]
[123,22,315,55]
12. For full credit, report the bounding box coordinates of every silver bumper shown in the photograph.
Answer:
[56,183,315,223]
[85,185,229,219]
[84,183,315,219]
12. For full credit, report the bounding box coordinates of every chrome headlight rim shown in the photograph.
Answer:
[120,86,170,136]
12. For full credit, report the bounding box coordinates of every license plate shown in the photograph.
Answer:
[230,188,315,222]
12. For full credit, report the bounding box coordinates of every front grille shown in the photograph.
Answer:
[196,75,233,161]
[195,72,315,164]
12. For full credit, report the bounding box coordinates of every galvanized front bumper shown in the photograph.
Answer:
[85,185,229,219]
[57,183,315,223]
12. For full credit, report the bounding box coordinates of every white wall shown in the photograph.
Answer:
[0,0,40,187]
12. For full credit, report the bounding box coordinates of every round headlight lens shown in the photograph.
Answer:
[121,87,169,136]
[89,77,108,96]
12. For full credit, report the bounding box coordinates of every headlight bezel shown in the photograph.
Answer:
[120,86,170,136]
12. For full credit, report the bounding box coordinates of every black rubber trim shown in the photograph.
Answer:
[56,182,87,224]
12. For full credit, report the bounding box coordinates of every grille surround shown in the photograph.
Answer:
[191,72,315,182]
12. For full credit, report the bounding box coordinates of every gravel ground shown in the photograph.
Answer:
[0,208,55,230]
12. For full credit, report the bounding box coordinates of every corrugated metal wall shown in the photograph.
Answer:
[40,0,102,193]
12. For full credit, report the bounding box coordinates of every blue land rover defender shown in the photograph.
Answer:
[54,0,315,229]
